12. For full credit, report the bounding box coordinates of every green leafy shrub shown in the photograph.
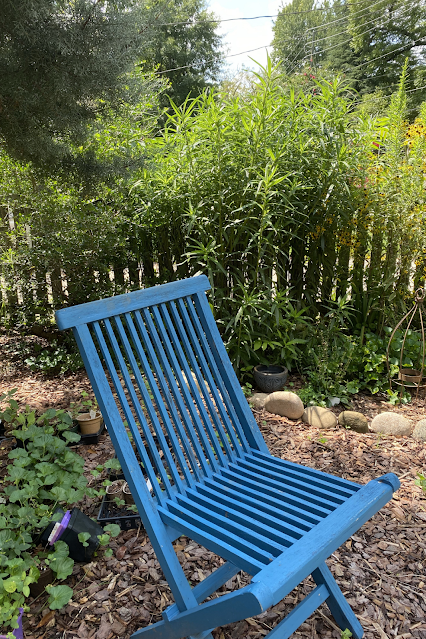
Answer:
[24,340,83,376]
[221,289,311,378]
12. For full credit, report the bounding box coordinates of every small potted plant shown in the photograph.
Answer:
[69,391,103,435]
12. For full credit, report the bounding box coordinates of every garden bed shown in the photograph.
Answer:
[1,349,426,639]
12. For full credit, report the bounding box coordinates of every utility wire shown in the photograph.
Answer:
[348,34,426,70]
[283,0,381,73]
[153,0,379,28]
[280,0,386,72]
[308,0,413,46]
[145,1,424,81]
[286,0,418,75]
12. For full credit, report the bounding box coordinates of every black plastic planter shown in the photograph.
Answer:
[29,568,55,598]
[253,364,288,393]
[41,507,104,562]
[97,491,142,531]
[63,420,106,446]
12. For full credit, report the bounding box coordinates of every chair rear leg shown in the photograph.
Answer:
[312,563,364,639]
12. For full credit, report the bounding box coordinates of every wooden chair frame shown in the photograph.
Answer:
[56,275,399,639]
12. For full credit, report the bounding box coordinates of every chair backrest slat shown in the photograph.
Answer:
[92,319,174,500]
[194,293,269,452]
[160,302,221,474]
[140,306,204,483]
[152,304,215,478]
[177,298,241,458]
[105,316,175,499]
[185,296,250,455]
[119,312,188,495]
[133,309,197,489]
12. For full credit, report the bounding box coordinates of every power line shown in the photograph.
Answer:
[305,0,387,33]
[153,1,376,28]
[286,0,419,75]
[282,0,386,74]
[348,34,426,70]
[281,0,387,73]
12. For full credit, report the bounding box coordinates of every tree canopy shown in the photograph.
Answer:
[0,0,174,170]
[139,0,224,108]
[272,0,426,104]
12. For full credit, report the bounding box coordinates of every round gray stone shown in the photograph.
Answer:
[413,419,426,441]
[302,406,338,429]
[370,412,413,436]
[248,392,269,410]
[338,411,369,433]
[264,391,304,420]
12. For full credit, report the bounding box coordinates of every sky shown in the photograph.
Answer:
[208,0,286,74]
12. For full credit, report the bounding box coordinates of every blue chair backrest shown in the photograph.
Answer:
[56,275,265,507]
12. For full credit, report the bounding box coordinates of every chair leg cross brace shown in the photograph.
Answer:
[131,562,364,639]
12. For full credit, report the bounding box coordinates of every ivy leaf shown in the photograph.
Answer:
[51,540,70,558]
[3,578,18,593]
[47,584,73,610]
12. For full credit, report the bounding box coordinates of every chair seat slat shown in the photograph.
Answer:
[237,457,356,500]
[162,501,277,565]
[173,494,287,556]
[193,481,311,536]
[207,474,324,525]
[219,467,335,515]
[248,449,361,491]
[230,461,345,508]
[157,506,266,575]
[180,488,298,546]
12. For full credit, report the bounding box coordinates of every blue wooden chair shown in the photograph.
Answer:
[56,275,399,639]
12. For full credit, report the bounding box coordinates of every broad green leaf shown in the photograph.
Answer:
[103,523,120,538]
[63,431,81,443]
[50,556,74,580]
[47,584,73,610]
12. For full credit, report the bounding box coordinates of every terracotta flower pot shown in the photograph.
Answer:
[76,411,103,435]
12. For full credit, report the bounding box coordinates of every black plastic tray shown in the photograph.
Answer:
[78,419,106,445]
[65,420,106,445]
[97,491,142,530]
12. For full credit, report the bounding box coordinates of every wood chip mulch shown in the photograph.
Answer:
[1,344,426,639]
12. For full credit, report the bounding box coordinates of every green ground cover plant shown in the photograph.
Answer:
[0,391,119,633]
